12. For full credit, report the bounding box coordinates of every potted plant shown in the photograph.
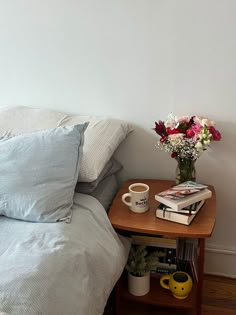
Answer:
[125,244,164,296]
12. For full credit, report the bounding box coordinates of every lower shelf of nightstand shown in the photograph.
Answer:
[118,275,197,310]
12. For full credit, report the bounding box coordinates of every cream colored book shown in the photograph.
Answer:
[131,235,177,248]
[155,200,205,225]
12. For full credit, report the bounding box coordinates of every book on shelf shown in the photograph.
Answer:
[151,263,177,275]
[155,200,205,225]
[177,238,198,282]
[147,246,177,276]
[158,251,176,265]
[155,181,211,211]
[131,234,177,248]
[146,245,176,260]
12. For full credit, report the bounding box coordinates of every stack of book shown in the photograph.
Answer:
[177,238,199,282]
[155,181,212,225]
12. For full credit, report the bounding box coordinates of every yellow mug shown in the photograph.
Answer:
[160,271,193,299]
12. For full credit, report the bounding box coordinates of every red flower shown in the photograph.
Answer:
[186,129,195,138]
[154,121,168,137]
[209,126,222,141]
[166,127,180,135]
[160,136,168,143]
[171,152,178,158]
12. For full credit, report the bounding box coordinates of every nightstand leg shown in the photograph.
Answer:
[114,276,122,315]
[196,238,205,315]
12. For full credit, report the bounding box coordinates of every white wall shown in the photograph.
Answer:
[0,0,235,276]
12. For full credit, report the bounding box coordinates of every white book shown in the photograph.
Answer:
[158,201,203,214]
[155,188,211,211]
[155,200,205,225]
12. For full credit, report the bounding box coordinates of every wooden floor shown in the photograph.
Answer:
[202,275,236,315]
[105,275,236,315]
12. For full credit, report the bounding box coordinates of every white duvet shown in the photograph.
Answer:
[0,193,130,315]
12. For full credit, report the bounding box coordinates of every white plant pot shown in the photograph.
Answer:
[128,272,150,296]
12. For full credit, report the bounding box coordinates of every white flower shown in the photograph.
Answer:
[195,141,204,151]
[203,140,211,146]
[194,116,215,127]
[164,113,178,129]
[168,133,185,146]
[168,133,185,139]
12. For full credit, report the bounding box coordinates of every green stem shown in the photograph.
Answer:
[176,158,196,184]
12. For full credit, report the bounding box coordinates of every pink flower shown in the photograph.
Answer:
[186,129,194,138]
[191,124,203,140]
[209,126,222,141]
[178,116,190,123]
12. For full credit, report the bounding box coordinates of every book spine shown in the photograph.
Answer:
[131,235,176,244]
[132,240,177,249]
[150,264,177,275]
[176,238,199,282]
[155,209,190,225]
[159,201,200,214]
[147,246,177,276]
[131,235,177,248]
[146,246,177,258]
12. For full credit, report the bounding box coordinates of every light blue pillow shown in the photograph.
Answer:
[0,123,88,222]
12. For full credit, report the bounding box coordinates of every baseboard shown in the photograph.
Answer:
[204,271,236,279]
[206,245,236,255]
[205,245,236,278]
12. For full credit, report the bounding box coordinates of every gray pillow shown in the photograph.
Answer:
[75,158,122,194]
[90,174,119,212]
[0,123,87,222]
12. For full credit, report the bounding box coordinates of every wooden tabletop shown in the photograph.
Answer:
[108,179,216,238]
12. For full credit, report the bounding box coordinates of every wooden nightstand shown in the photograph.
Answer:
[108,179,216,315]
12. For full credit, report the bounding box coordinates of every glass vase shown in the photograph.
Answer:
[175,158,196,184]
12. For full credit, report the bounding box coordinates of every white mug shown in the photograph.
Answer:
[121,183,149,213]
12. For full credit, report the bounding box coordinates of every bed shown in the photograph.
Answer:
[0,106,131,315]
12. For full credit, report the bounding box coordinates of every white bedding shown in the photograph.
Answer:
[0,193,130,315]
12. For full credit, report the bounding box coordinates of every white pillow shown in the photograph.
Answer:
[0,106,131,182]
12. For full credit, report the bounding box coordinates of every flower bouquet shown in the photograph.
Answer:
[154,114,222,183]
